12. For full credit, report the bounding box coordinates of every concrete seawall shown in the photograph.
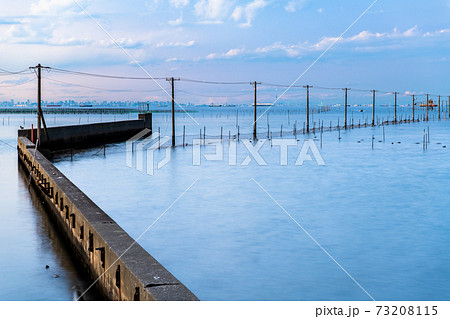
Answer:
[18,113,152,151]
[18,136,198,301]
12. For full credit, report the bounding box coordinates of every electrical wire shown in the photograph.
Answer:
[180,78,250,85]
[0,78,35,88]
[49,67,167,80]
[1,65,447,99]
[0,68,31,75]
[177,89,252,98]
[44,77,166,93]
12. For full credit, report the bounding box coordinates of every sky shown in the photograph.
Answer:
[0,0,450,105]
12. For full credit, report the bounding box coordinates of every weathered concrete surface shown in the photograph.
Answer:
[18,136,198,301]
[18,113,152,151]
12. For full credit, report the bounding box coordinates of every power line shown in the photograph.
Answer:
[44,77,165,93]
[0,68,31,75]
[180,78,249,85]
[0,78,35,88]
[1,65,447,100]
[49,67,167,80]
[177,89,252,98]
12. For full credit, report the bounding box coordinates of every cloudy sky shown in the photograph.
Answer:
[1,0,450,104]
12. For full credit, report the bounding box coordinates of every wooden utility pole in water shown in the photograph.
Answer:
[30,64,50,143]
[343,88,350,129]
[394,92,398,123]
[166,77,180,146]
[252,81,261,140]
[37,64,42,141]
[371,90,377,126]
[426,93,429,121]
[303,85,312,133]
[412,95,415,121]
[438,95,441,119]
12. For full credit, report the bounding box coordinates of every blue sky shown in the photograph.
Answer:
[1,0,450,104]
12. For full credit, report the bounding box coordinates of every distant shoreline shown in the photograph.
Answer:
[0,107,196,114]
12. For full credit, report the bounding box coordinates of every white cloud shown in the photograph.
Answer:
[205,47,245,59]
[194,0,233,22]
[156,40,195,47]
[166,57,184,62]
[284,0,310,13]
[30,0,79,15]
[424,28,450,37]
[255,41,302,57]
[255,26,426,57]
[389,26,418,38]
[232,0,267,28]
[169,16,183,26]
[169,0,189,8]
[224,48,244,57]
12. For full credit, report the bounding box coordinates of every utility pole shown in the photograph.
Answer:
[426,93,429,121]
[252,81,261,140]
[412,95,415,121]
[37,65,42,141]
[166,77,180,147]
[29,64,50,143]
[303,85,312,133]
[343,88,350,129]
[371,90,377,126]
[438,95,441,119]
[394,92,398,123]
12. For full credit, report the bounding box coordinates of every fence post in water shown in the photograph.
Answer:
[371,90,377,126]
[166,77,180,147]
[412,95,415,122]
[320,127,323,149]
[394,92,398,123]
[343,88,350,129]
[423,129,426,150]
[438,95,441,119]
[183,125,186,146]
[158,127,161,149]
[303,85,312,133]
[448,96,450,119]
[220,127,223,141]
[252,81,261,140]
[372,135,374,149]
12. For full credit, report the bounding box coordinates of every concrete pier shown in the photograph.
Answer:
[17,134,198,301]
[18,113,152,152]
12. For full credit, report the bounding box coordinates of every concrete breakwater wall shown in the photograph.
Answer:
[18,113,152,151]
[17,136,198,301]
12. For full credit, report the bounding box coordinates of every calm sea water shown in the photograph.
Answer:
[0,115,105,301]
[49,106,449,301]
[1,105,449,300]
